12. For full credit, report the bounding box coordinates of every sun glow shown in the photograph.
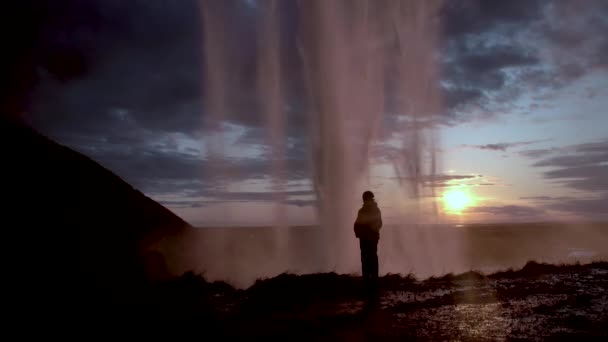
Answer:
[443,188,473,213]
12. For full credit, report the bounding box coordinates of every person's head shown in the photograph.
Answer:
[362,190,375,202]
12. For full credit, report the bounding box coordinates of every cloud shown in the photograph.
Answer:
[523,140,608,191]
[17,0,608,216]
[544,166,608,191]
[532,144,608,168]
[437,1,547,121]
[440,0,608,123]
[519,196,571,201]
[24,0,608,138]
[467,205,546,217]
[26,0,207,137]
[519,148,561,158]
[160,190,316,208]
[440,0,545,38]
[158,200,207,209]
[462,140,546,152]
[519,194,607,218]
[433,174,481,181]
[206,190,314,202]
[391,174,482,188]
[61,125,312,202]
[542,195,608,217]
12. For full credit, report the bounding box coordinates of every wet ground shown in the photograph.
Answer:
[376,265,608,340]
[152,261,608,340]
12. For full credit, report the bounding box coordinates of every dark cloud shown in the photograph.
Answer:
[159,190,316,208]
[62,125,311,203]
[544,166,608,191]
[519,148,561,159]
[523,140,608,192]
[460,50,538,74]
[440,0,608,123]
[543,195,608,217]
[158,200,207,209]
[26,0,206,137]
[22,0,608,135]
[462,140,545,152]
[205,190,313,202]
[530,141,608,168]
[437,0,547,120]
[15,0,608,213]
[22,0,314,205]
[442,46,538,101]
[533,152,608,168]
[442,88,483,112]
[440,0,545,38]
[519,194,607,218]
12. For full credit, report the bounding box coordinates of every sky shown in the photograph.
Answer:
[23,0,608,226]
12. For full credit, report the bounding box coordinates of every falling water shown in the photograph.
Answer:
[198,0,445,283]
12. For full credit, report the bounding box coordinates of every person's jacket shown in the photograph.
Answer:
[353,200,382,240]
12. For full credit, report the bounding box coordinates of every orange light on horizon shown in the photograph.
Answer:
[442,188,475,214]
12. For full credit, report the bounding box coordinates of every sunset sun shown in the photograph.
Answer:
[443,189,473,213]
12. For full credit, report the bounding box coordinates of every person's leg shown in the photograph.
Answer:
[363,240,378,304]
[370,239,379,286]
[360,239,369,280]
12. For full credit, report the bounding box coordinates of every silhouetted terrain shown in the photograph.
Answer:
[2,118,190,323]
[142,261,608,340]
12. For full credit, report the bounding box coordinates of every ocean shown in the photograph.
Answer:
[160,222,608,288]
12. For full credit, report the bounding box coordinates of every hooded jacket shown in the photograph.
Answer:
[354,200,382,240]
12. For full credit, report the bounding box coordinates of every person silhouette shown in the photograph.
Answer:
[354,190,382,296]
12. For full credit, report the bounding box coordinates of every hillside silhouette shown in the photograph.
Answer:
[2,117,191,325]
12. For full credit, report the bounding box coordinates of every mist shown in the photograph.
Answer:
[151,223,606,289]
[193,0,448,287]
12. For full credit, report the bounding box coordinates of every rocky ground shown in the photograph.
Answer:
[138,261,607,341]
